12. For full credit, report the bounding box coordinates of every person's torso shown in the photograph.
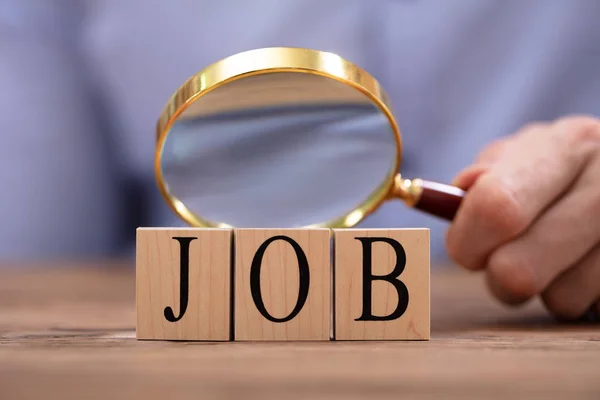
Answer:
[80,0,600,259]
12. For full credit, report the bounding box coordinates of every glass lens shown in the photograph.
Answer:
[159,72,397,227]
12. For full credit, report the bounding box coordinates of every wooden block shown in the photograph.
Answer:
[333,229,430,340]
[234,229,331,341]
[136,228,232,341]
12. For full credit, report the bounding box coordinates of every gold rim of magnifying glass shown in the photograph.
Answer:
[155,47,402,229]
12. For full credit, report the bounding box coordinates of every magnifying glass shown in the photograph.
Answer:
[155,47,465,229]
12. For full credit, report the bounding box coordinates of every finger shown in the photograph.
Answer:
[452,137,513,189]
[446,117,599,271]
[540,244,600,320]
[475,136,513,165]
[484,159,600,305]
[452,164,488,190]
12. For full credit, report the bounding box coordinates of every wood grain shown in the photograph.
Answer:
[234,229,331,341]
[136,228,231,341]
[334,229,430,340]
[0,263,599,400]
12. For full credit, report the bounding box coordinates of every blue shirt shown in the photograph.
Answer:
[1,0,599,261]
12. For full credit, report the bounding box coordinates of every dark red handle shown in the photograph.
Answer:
[413,180,465,221]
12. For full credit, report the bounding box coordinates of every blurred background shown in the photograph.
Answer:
[1,0,599,264]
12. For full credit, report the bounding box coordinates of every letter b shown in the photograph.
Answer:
[334,229,430,340]
[354,237,409,321]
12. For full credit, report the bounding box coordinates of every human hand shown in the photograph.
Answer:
[445,116,600,321]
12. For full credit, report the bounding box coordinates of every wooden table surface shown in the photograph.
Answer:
[1,262,598,400]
